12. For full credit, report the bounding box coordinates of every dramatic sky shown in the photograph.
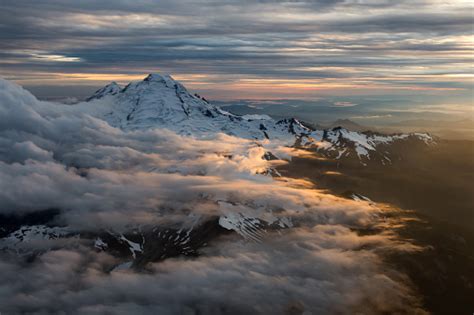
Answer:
[0,0,472,108]
[0,3,472,312]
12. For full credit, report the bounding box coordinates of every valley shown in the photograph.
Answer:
[279,139,474,314]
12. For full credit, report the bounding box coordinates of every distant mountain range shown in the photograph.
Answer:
[310,118,372,132]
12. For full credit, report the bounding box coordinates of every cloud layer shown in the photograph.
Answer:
[0,78,427,313]
[0,226,426,314]
[0,0,472,101]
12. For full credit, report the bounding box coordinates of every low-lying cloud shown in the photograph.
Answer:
[0,226,426,314]
[0,79,426,314]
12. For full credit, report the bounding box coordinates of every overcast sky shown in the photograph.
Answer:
[0,0,472,105]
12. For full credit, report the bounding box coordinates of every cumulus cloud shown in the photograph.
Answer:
[0,79,426,313]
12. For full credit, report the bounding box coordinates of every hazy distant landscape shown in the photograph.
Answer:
[219,100,474,140]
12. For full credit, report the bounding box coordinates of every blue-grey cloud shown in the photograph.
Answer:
[0,0,472,102]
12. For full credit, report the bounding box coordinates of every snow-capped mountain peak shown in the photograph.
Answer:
[84,73,434,164]
[86,81,121,101]
[90,73,234,132]
[142,73,179,87]
[124,73,191,99]
[304,126,435,165]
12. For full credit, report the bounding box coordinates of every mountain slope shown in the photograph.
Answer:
[85,74,307,143]
[84,73,435,166]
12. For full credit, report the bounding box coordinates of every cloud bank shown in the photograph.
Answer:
[0,79,426,314]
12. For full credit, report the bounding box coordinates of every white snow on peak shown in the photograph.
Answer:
[86,81,121,101]
[143,73,177,87]
[351,193,373,203]
[302,127,434,162]
[217,201,292,241]
[0,225,69,253]
[77,73,434,164]
[119,234,143,259]
[414,132,434,144]
[79,74,311,143]
[94,237,108,250]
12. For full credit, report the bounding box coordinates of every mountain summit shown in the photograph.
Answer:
[85,73,435,164]
[86,73,309,140]
[86,81,121,101]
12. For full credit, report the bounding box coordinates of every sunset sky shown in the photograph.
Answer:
[1,2,474,313]
[0,0,472,111]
